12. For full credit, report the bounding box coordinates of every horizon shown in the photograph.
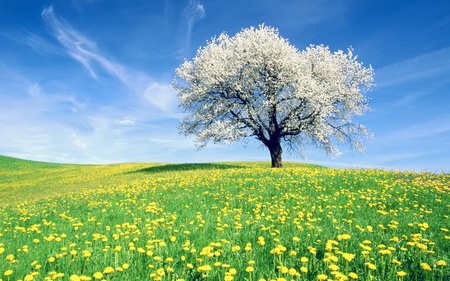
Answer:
[1,0,449,172]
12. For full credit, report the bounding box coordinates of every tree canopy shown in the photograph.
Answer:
[172,25,374,167]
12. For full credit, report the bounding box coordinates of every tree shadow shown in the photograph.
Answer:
[128,163,244,174]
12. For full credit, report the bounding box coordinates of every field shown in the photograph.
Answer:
[0,155,449,281]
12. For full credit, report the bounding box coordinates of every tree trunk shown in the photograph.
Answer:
[268,140,283,168]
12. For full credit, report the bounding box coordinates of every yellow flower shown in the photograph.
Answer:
[342,253,355,261]
[437,260,447,266]
[48,257,55,263]
[301,257,309,263]
[224,276,233,281]
[245,266,254,272]
[24,274,34,281]
[290,250,297,256]
[122,263,129,269]
[92,272,103,279]
[329,264,339,271]
[317,274,328,280]
[229,268,237,275]
[348,272,358,279]
[103,267,114,274]
[420,263,432,271]
[337,234,351,241]
[397,271,407,277]
[4,270,13,276]
[365,262,376,270]
[288,268,298,276]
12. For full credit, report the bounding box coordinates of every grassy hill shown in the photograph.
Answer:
[0,155,449,280]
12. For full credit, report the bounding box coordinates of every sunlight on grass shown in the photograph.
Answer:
[0,156,449,280]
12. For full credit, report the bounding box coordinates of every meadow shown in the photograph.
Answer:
[0,155,449,281]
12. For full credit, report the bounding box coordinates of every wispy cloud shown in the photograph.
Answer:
[41,6,127,82]
[376,46,450,88]
[41,6,179,116]
[179,0,205,57]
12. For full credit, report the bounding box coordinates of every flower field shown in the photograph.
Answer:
[0,155,449,281]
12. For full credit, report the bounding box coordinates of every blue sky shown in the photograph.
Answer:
[1,0,449,172]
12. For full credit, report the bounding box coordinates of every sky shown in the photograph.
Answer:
[1,0,449,172]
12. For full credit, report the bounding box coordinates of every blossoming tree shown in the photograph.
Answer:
[172,25,374,167]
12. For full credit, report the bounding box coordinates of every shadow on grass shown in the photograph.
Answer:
[128,163,244,174]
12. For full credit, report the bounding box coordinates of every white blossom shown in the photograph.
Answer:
[172,24,374,167]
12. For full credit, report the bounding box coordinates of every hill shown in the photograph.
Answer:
[0,155,449,280]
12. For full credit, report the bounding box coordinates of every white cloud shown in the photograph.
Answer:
[178,0,206,57]
[41,6,127,82]
[378,114,450,144]
[28,83,41,97]
[115,119,136,126]
[376,46,450,88]
[143,82,179,115]
[41,6,179,118]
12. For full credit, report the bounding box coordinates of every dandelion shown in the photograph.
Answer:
[301,257,309,263]
[342,253,355,261]
[317,274,328,280]
[397,271,407,277]
[288,268,298,276]
[436,260,447,266]
[329,264,339,271]
[92,272,103,279]
[420,263,432,271]
[4,270,13,276]
[378,249,391,255]
[337,234,351,241]
[246,266,254,272]
[103,267,114,274]
[365,262,376,270]
[231,246,241,252]
[348,272,358,279]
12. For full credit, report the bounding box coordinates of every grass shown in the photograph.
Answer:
[0,155,449,281]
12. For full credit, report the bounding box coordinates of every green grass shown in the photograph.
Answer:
[0,155,449,281]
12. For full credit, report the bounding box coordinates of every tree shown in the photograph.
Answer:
[172,25,374,168]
